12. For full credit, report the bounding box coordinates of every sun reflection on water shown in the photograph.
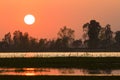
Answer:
[23,68,35,76]
[25,72,35,76]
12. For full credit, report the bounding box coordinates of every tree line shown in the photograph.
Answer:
[0,20,120,52]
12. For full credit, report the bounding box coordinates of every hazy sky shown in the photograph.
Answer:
[0,0,120,40]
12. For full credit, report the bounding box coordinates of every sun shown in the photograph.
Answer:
[24,14,35,25]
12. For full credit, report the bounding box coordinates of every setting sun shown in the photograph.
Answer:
[24,14,35,25]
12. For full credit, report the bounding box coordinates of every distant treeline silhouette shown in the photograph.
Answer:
[0,20,120,52]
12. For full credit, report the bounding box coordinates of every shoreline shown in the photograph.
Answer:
[0,52,120,58]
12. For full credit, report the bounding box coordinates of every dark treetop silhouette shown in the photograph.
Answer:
[0,20,120,52]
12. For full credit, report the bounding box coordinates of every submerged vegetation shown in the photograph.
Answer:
[0,20,120,52]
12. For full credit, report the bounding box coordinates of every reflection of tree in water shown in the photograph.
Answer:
[15,68,51,73]
[86,69,111,74]
[59,68,112,75]
[36,68,50,72]
[59,68,74,74]
[15,68,24,73]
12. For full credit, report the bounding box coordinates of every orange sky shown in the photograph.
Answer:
[0,0,120,40]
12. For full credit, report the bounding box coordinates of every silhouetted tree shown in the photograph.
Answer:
[57,26,75,48]
[54,38,63,49]
[39,39,47,50]
[2,32,12,45]
[0,32,12,50]
[83,20,101,48]
[89,20,101,39]
[105,24,113,40]
[29,37,38,51]
[82,23,89,41]
[0,20,119,52]
[22,32,30,50]
[13,30,23,50]
[98,24,113,48]
[115,31,120,44]
[72,40,82,48]
[105,24,114,48]
[12,31,30,51]
[0,41,9,51]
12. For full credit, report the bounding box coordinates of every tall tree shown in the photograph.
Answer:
[83,20,101,48]
[39,39,47,50]
[57,26,75,48]
[29,37,38,51]
[115,31,120,44]
[105,24,113,40]
[13,30,23,50]
[98,24,113,48]
[88,20,101,40]
[2,32,12,45]
[13,31,30,51]
[22,32,30,50]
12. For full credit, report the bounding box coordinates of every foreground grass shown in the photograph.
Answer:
[0,57,120,69]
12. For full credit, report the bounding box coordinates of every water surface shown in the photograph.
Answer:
[0,68,119,76]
